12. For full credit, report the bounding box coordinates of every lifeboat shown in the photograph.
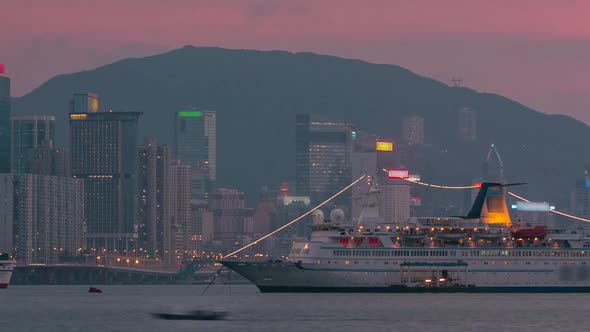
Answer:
[511,225,547,239]
[399,234,427,241]
[435,233,467,240]
[472,232,503,240]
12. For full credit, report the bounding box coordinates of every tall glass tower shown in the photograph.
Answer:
[69,94,142,251]
[295,114,352,206]
[174,109,216,205]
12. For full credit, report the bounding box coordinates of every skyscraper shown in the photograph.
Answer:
[136,140,189,263]
[573,168,590,220]
[295,114,352,205]
[350,137,396,221]
[351,149,377,221]
[137,138,158,252]
[170,160,192,261]
[10,116,55,173]
[11,174,84,264]
[379,179,411,224]
[0,73,10,173]
[137,138,180,262]
[156,145,173,263]
[69,94,142,251]
[211,188,248,246]
[402,115,425,145]
[174,109,216,205]
[458,107,477,142]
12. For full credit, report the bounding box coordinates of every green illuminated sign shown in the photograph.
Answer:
[179,111,203,118]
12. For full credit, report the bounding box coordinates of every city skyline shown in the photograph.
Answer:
[4,86,585,255]
[3,78,590,289]
[7,4,590,327]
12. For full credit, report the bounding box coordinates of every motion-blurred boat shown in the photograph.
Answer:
[151,310,227,320]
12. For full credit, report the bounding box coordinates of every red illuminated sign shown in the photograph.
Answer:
[0,64,4,74]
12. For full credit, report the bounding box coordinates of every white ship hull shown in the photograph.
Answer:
[222,247,590,293]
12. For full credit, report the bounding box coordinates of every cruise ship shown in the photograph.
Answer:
[0,253,15,289]
[221,183,590,292]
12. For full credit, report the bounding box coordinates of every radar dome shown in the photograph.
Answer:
[330,209,346,223]
[311,210,324,225]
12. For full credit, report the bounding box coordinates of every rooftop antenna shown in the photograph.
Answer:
[451,77,462,87]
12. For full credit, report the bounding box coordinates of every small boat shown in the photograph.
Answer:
[88,287,103,293]
[151,310,227,321]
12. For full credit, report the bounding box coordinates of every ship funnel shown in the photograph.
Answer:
[466,182,526,226]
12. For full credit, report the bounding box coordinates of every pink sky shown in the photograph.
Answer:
[2,0,590,123]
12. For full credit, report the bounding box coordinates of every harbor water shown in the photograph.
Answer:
[0,285,588,331]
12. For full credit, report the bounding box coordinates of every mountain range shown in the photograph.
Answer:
[12,46,590,207]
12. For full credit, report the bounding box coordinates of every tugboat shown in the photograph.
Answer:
[0,253,15,289]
